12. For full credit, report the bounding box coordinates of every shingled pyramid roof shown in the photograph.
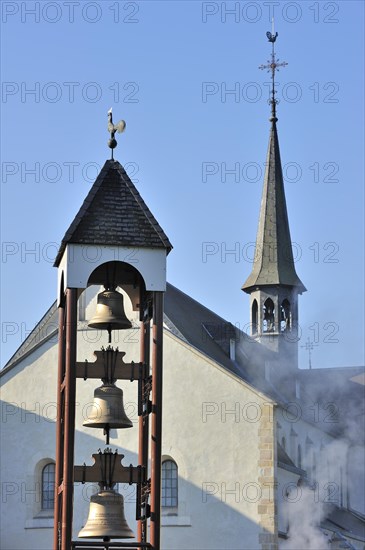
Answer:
[54,159,172,266]
[242,121,306,293]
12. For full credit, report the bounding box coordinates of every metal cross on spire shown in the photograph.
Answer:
[259,19,288,122]
[301,337,318,370]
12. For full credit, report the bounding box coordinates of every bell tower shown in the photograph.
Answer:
[53,111,172,550]
[242,29,306,371]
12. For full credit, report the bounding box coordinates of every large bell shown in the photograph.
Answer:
[84,383,133,430]
[79,488,134,539]
[89,288,132,335]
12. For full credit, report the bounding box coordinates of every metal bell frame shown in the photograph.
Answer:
[77,301,146,543]
[54,275,164,550]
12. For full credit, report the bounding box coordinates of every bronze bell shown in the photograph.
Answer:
[83,383,133,430]
[89,288,132,341]
[79,488,134,539]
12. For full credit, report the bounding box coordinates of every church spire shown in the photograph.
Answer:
[242,30,306,368]
[242,28,305,293]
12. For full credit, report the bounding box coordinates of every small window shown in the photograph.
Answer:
[298,444,302,469]
[162,460,178,508]
[252,299,258,334]
[42,463,55,511]
[340,466,344,507]
[263,299,275,332]
[312,453,317,482]
[281,436,286,452]
[280,299,291,332]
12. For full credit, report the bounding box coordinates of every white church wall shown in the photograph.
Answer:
[1,339,59,550]
[160,331,273,549]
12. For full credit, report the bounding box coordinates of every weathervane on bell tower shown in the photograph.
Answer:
[259,19,288,122]
[107,108,126,159]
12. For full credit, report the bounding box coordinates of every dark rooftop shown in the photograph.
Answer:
[54,159,172,267]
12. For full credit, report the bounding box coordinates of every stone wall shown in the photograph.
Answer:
[258,402,278,550]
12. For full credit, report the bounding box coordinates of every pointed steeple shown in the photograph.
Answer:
[241,30,305,373]
[242,120,305,293]
[242,28,305,294]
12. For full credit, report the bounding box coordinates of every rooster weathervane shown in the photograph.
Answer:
[107,108,126,159]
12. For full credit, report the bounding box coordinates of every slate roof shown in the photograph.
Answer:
[242,121,306,293]
[54,159,172,267]
[322,506,365,543]
[277,442,306,476]
[164,283,264,382]
[1,301,59,372]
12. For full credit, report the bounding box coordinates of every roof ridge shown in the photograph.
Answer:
[2,300,58,373]
[166,283,233,326]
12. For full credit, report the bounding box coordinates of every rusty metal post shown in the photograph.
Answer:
[137,316,150,545]
[61,288,78,549]
[54,302,65,550]
[150,292,163,550]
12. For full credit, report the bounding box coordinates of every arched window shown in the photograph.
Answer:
[42,463,55,511]
[263,299,275,332]
[280,299,291,332]
[312,453,317,482]
[297,444,302,469]
[340,466,344,507]
[162,460,178,508]
[252,299,258,334]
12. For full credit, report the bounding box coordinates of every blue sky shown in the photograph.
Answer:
[1,0,364,369]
